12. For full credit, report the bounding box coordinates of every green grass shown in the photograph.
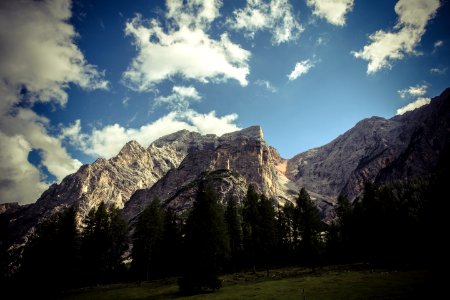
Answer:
[62,266,431,300]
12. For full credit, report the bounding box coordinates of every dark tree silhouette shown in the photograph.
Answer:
[242,185,260,273]
[258,195,276,276]
[132,198,165,280]
[81,202,128,285]
[160,208,183,276]
[225,196,242,273]
[20,207,80,293]
[178,185,229,293]
[295,188,322,271]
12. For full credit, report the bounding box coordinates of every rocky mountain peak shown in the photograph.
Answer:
[115,140,146,160]
[221,125,264,141]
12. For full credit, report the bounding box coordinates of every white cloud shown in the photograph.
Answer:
[398,84,427,99]
[155,86,202,110]
[434,40,443,48]
[228,0,303,45]
[122,0,250,91]
[306,0,354,26]
[430,67,447,74]
[0,0,107,204]
[396,97,431,115]
[352,0,440,74]
[61,110,240,159]
[254,80,277,93]
[287,59,314,80]
[0,132,48,204]
[122,96,130,107]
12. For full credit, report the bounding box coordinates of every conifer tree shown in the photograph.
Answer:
[295,188,322,271]
[258,195,276,276]
[178,185,229,293]
[132,198,165,280]
[225,197,242,272]
[20,207,80,291]
[242,185,260,273]
[81,202,128,284]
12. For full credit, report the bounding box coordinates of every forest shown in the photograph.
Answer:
[3,160,445,297]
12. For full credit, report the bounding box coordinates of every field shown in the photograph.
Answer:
[62,266,433,299]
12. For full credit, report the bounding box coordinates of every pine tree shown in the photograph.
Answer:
[20,207,80,292]
[81,202,128,284]
[295,188,322,271]
[178,185,229,293]
[225,197,242,273]
[258,195,276,276]
[160,208,183,276]
[276,201,295,265]
[132,198,165,280]
[242,185,260,273]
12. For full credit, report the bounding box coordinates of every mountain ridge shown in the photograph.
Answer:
[1,88,449,255]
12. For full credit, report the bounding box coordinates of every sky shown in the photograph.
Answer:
[0,0,449,205]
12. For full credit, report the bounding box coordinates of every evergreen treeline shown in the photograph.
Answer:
[17,202,129,293]
[9,171,444,295]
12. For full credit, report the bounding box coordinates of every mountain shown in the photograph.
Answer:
[123,126,295,222]
[1,88,450,260]
[287,88,450,201]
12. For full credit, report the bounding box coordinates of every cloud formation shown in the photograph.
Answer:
[398,84,427,99]
[287,59,314,80]
[396,97,431,115]
[228,0,303,45]
[254,80,277,93]
[0,0,107,204]
[61,110,240,159]
[430,67,447,74]
[307,0,354,26]
[352,0,440,74]
[433,40,443,49]
[155,86,202,110]
[122,0,250,91]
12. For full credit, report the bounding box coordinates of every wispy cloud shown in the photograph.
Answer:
[227,0,303,45]
[122,0,250,91]
[255,80,277,93]
[430,67,447,75]
[155,86,202,111]
[398,84,427,99]
[396,97,430,115]
[307,0,354,26]
[287,59,315,80]
[433,40,443,48]
[352,0,440,74]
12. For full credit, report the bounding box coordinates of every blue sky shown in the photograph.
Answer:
[0,0,449,204]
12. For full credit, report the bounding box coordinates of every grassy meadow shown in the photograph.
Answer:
[62,266,432,300]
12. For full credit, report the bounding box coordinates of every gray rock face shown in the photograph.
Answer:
[287,88,450,202]
[1,132,223,248]
[123,125,294,221]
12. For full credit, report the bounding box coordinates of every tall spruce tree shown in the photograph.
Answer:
[276,201,295,265]
[160,208,183,276]
[242,185,260,273]
[258,195,276,276]
[132,198,165,280]
[178,185,229,293]
[225,197,242,273]
[81,202,128,284]
[295,188,322,271]
[20,207,80,292]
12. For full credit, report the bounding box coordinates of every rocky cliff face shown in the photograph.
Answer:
[123,126,295,221]
[0,130,221,247]
[287,88,450,201]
